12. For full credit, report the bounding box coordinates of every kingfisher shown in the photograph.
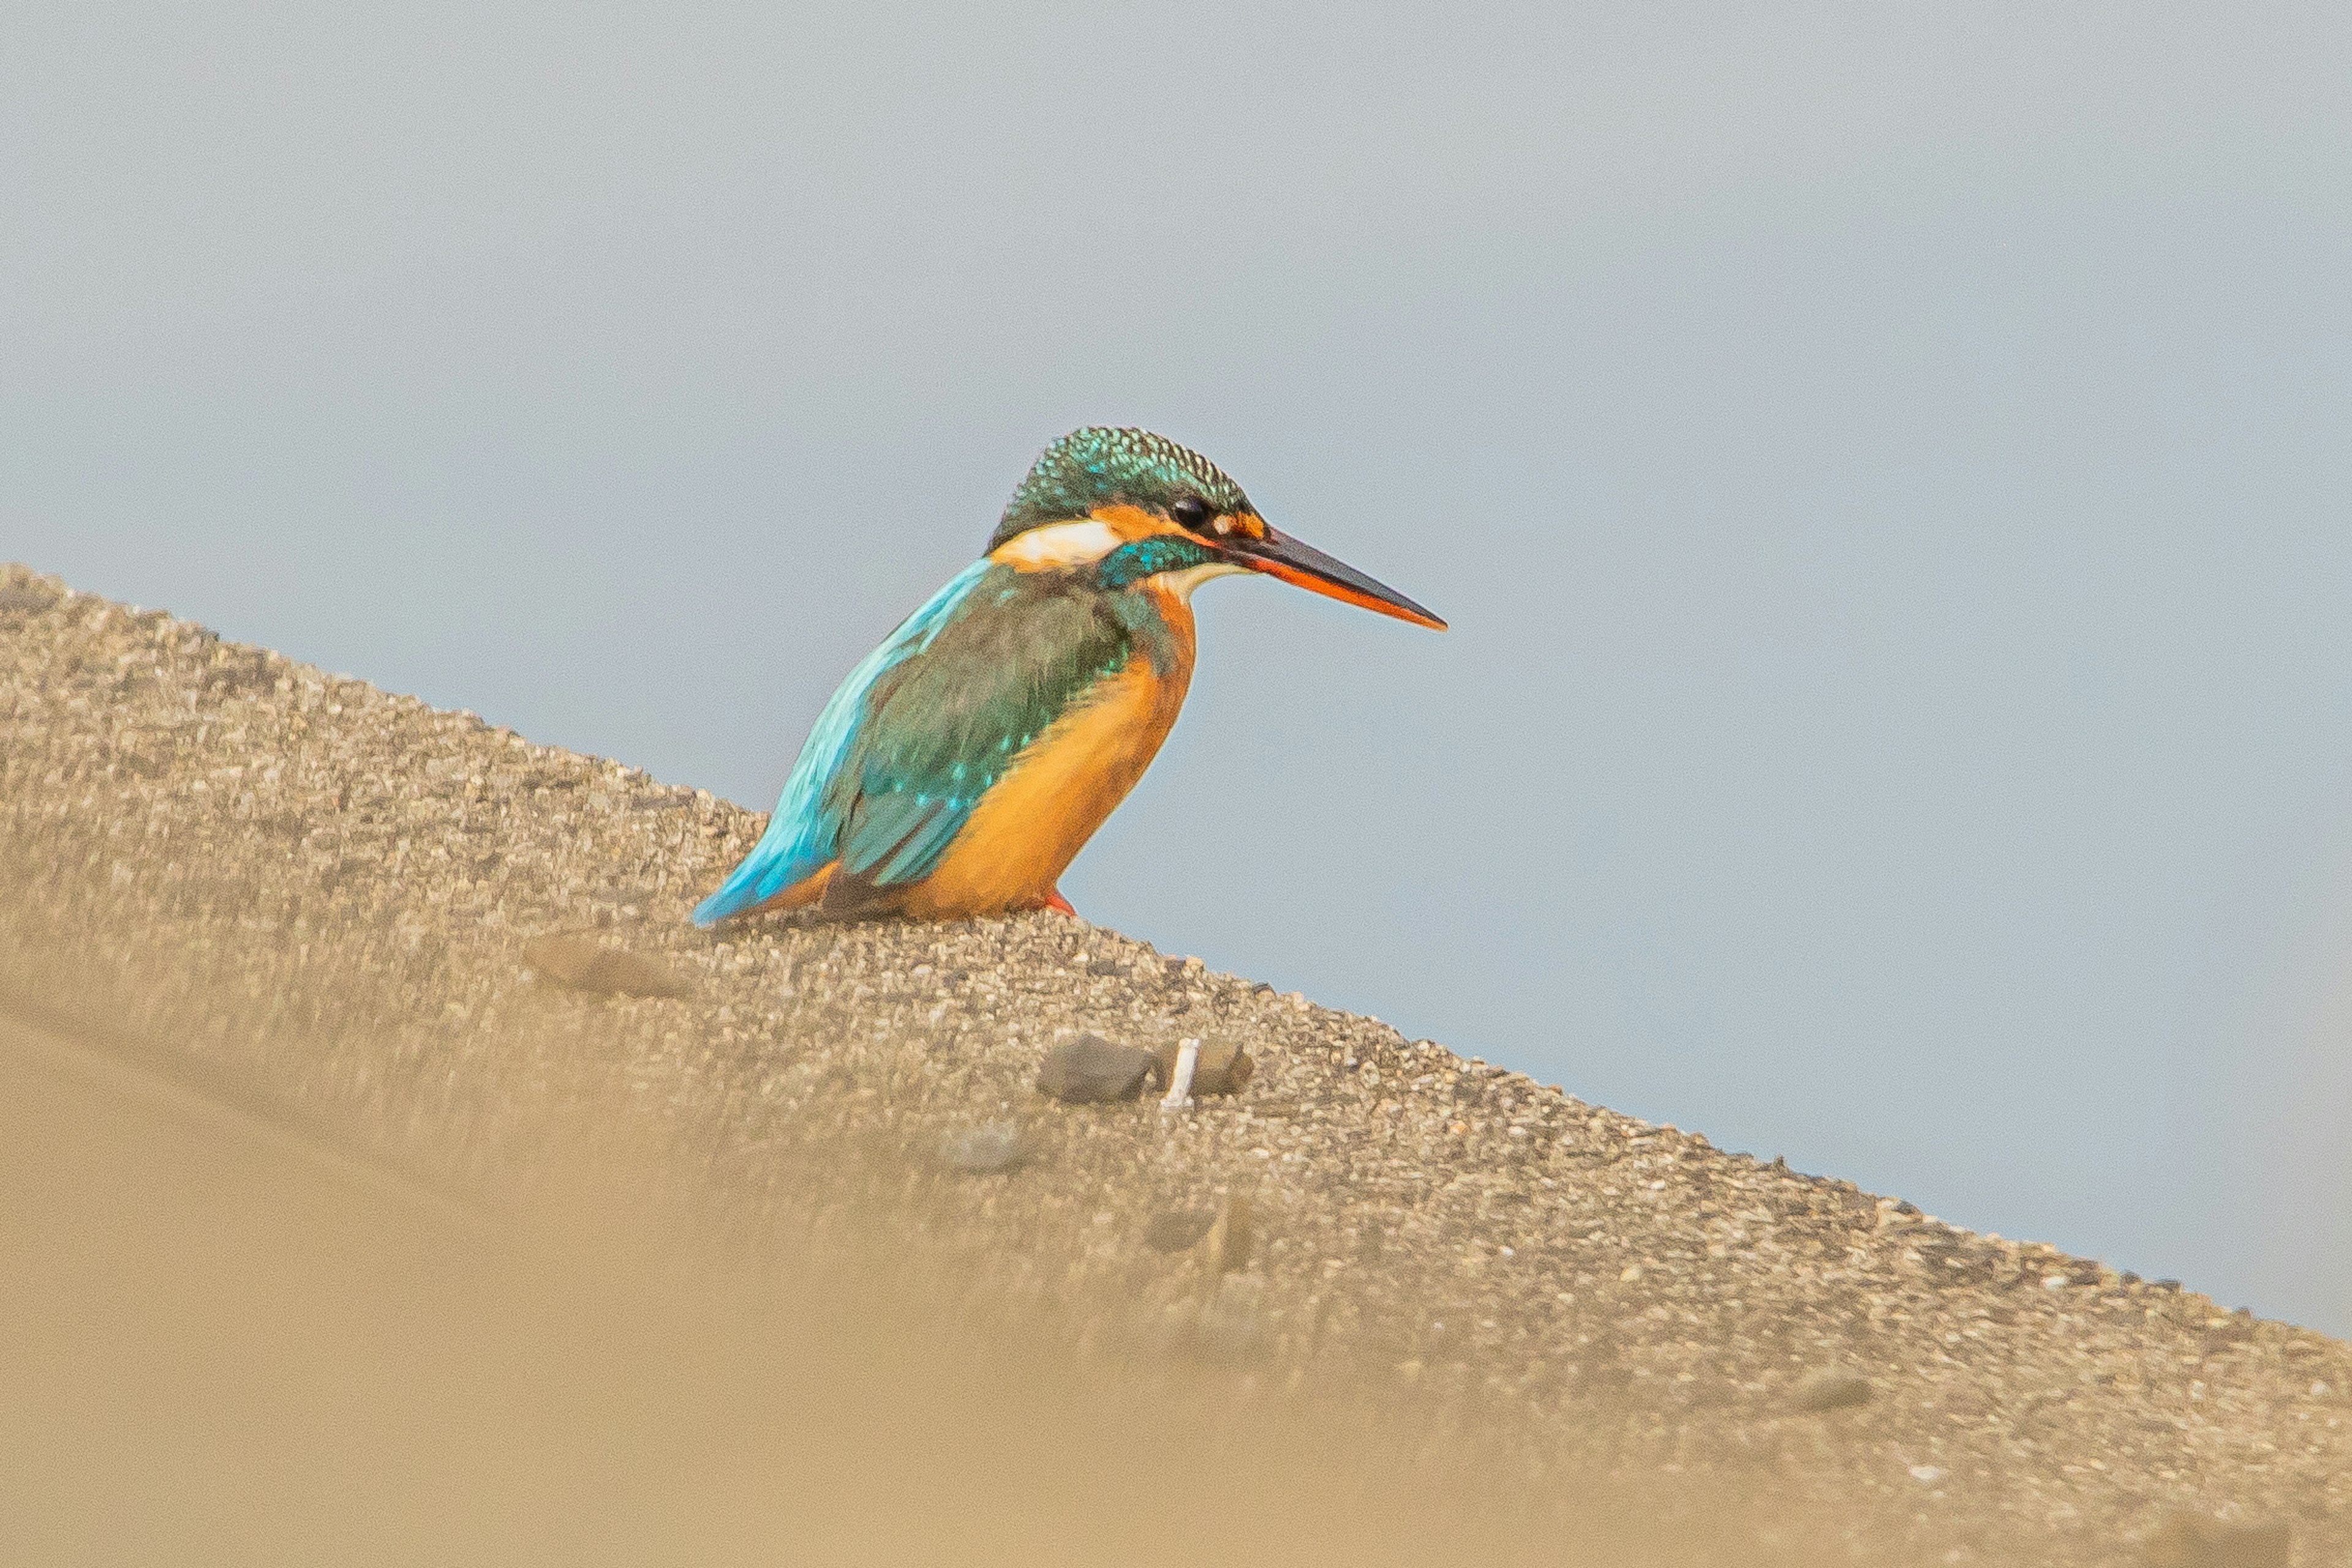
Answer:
[691,428,1444,927]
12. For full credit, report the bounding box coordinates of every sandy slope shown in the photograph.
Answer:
[2,562,2342,1566]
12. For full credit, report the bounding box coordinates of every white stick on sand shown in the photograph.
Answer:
[1159,1036,1200,1113]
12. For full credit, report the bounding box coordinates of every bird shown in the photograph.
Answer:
[690,427,1444,927]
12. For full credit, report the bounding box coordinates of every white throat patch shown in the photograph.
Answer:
[1153,560,1249,601]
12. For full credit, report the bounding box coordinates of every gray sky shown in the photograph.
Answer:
[9,3,2351,1330]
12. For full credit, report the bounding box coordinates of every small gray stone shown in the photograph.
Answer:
[1151,1036,1253,1096]
[1790,1368,1873,1412]
[940,1121,1027,1174]
[522,933,690,998]
[0,585,60,619]
[1142,1209,1217,1253]
[1036,1032,1159,1103]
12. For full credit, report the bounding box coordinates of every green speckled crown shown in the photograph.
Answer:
[990,428,1255,550]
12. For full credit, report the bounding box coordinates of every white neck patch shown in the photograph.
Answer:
[1153,560,1250,602]
[993,519,1122,570]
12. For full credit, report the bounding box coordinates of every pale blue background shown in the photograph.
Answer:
[8,4,2350,1330]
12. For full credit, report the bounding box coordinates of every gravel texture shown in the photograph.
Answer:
[3,562,2345,1566]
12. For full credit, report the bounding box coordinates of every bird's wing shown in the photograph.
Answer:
[824,571,1133,897]
[691,559,997,925]
[690,563,1131,924]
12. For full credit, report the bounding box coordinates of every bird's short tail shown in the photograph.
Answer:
[690,855,832,927]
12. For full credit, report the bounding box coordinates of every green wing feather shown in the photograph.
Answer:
[827,568,1138,895]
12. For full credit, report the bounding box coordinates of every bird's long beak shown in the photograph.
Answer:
[1227,524,1447,630]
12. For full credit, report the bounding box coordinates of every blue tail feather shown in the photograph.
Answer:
[690,559,995,927]
[690,838,823,925]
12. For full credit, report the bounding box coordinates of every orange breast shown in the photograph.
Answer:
[900,590,1194,918]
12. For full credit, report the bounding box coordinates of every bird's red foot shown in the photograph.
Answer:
[1042,888,1077,917]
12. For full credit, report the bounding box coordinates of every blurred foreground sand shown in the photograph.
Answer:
[0,1007,1779,1567]
[3,562,2345,1566]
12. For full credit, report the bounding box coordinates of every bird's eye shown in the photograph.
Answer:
[1169,496,1215,533]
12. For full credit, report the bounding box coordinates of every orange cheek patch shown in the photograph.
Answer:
[1089,503,1189,542]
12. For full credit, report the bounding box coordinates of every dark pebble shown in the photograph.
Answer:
[940,1121,1027,1174]
[522,934,690,998]
[1036,1032,1160,1104]
[0,586,61,619]
[1790,1368,1873,1412]
[1144,1209,1218,1253]
[1152,1038,1253,1096]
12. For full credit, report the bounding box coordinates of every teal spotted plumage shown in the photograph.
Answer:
[989,428,1254,551]
[692,427,1444,925]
